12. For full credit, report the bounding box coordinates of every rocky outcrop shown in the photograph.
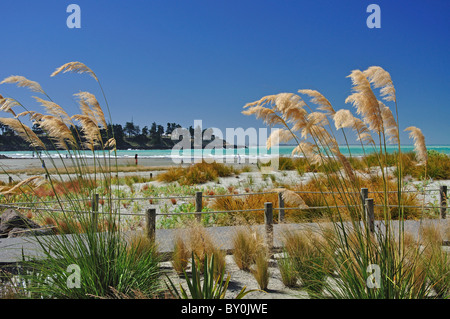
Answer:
[0,208,53,238]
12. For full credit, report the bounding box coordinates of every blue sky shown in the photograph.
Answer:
[0,0,449,145]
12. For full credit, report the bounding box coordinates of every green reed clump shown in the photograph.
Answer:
[281,229,331,296]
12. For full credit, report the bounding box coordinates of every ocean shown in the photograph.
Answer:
[1,145,449,161]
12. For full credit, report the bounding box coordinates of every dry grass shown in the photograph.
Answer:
[290,173,423,221]
[127,232,158,262]
[250,248,270,291]
[231,224,265,271]
[185,221,226,275]
[157,161,236,185]
[32,178,97,198]
[209,192,279,225]
[171,234,190,275]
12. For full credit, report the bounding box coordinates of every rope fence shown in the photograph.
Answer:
[1,186,447,244]
[0,186,447,215]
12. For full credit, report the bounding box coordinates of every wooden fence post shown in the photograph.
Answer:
[264,202,274,251]
[278,191,285,223]
[146,208,156,242]
[440,185,447,219]
[91,193,99,231]
[361,188,369,213]
[365,198,375,233]
[195,191,202,223]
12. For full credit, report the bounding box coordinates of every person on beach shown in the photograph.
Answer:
[135,153,138,165]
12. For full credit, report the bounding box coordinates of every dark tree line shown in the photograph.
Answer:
[0,121,185,151]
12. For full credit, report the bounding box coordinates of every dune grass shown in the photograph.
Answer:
[243,65,449,299]
[157,161,237,185]
[0,62,164,299]
[231,225,265,271]
[1,63,448,299]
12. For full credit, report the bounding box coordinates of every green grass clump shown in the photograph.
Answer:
[395,150,450,180]
[21,220,162,299]
[281,229,330,296]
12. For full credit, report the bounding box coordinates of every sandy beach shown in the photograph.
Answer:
[0,157,181,171]
[0,156,257,170]
[0,156,256,184]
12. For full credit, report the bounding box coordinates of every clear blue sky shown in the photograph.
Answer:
[0,0,449,145]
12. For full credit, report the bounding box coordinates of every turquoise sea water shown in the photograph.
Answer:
[1,145,449,160]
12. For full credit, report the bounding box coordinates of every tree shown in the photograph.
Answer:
[150,122,157,139]
[166,122,181,135]
[157,125,164,136]
[141,126,149,136]
[124,121,139,138]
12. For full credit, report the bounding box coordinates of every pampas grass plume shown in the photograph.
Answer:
[1,75,45,95]
[405,126,427,164]
[51,62,99,82]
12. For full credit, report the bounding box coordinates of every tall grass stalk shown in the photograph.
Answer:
[243,66,447,298]
[0,62,163,298]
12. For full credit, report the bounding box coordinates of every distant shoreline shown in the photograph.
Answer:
[1,144,450,160]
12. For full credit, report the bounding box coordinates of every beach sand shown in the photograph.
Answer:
[1,156,449,208]
[0,156,257,183]
[0,157,179,171]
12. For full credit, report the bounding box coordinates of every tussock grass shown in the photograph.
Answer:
[281,229,331,296]
[231,224,265,271]
[185,221,226,275]
[0,62,164,299]
[157,161,237,185]
[277,251,299,287]
[171,234,190,275]
[243,65,449,299]
[397,150,450,180]
[210,192,278,225]
[250,248,270,291]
